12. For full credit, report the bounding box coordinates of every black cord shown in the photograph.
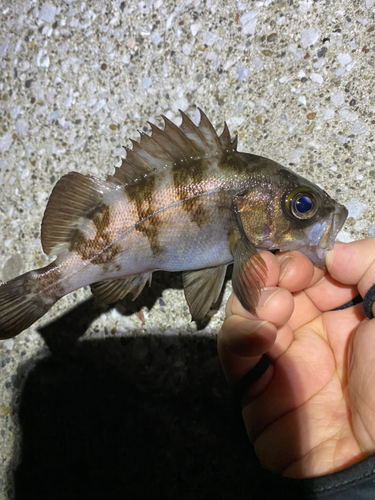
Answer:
[363,285,375,319]
[232,354,270,406]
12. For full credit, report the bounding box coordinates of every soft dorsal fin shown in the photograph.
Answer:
[41,172,112,255]
[107,108,237,186]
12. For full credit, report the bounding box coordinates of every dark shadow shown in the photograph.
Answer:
[12,333,264,500]
[40,267,233,354]
[10,261,275,500]
[116,266,233,331]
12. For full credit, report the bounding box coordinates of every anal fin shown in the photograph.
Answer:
[183,265,228,322]
[91,272,152,304]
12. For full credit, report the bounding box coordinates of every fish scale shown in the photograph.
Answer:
[0,108,347,339]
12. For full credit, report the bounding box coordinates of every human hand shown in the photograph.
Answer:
[218,239,375,478]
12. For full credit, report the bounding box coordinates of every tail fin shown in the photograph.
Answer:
[0,272,54,339]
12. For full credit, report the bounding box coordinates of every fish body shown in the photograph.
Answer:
[0,109,347,339]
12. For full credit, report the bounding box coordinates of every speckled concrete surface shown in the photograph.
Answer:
[1,1,375,498]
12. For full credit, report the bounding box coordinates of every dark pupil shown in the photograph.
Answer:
[295,195,312,213]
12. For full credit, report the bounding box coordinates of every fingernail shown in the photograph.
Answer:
[243,320,268,333]
[325,242,345,269]
[278,256,293,281]
[257,288,280,308]
[325,249,334,270]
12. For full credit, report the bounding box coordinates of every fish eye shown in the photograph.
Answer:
[294,194,312,213]
[287,188,319,220]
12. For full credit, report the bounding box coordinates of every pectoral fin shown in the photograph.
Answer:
[91,272,152,304]
[229,228,267,316]
[183,265,228,322]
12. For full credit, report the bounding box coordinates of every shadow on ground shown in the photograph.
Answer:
[12,335,263,500]
[11,268,270,500]
[38,268,233,354]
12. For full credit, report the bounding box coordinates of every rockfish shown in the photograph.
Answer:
[0,109,347,339]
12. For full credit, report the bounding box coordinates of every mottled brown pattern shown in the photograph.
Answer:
[218,151,248,175]
[135,215,163,256]
[125,175,164,256]
[172,158,211,227]
[35,263,65,300]
[69,204,122,265]
[216,190,232,213]
[125,174,155,213]
[172,158,206,192]
[216,190,238,244]
[181,199,208,227]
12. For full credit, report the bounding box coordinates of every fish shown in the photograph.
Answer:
[0,109,347,339]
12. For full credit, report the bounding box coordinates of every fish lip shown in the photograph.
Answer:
[302,204,348,267]
[322,204,348,251]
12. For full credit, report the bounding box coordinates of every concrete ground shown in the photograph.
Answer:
[0,0,374,498]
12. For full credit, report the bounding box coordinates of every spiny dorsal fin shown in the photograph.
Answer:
[219,121,234,150]
[41,172,112,255]
[107,108,236,186]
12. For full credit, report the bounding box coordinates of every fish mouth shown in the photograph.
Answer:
[321,204,348,250]
[300,204,348,268]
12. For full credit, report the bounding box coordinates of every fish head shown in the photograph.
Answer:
[236,162,348,268]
